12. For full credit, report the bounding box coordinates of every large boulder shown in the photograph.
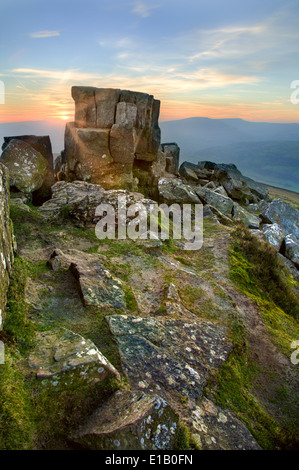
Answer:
[28,327,120,381]
[211,164,255,202]
[0,139,48,194]
[158,177,200,204]
[0,163,14,329]
[2,135,55,202]
[70,390,180,450]
[259,199,299,239]
[39,180,157,227]
[232,203,260,229]
[196,187,234,217]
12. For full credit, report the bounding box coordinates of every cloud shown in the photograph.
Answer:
[29,30,60,39]
[132,1,158,18]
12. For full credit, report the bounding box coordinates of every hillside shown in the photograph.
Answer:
[160,118,299,192]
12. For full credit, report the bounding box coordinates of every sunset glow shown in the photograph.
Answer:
[1,1,299,125]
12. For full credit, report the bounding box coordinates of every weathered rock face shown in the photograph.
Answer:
[1,135,55,202]
[232,203,260,229]
[62,87,172,193]
[70,390,179,450]
[29,327,120,381]
[0,163,14,329]
[106,315,232,400]
[0,139,48,194]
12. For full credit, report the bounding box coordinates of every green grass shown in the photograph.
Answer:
[0,349,35,450]
[229,225,299,354]
[208,224,299,449]
[2,256,36,350]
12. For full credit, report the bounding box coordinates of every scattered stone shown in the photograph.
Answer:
[70,390,179,450]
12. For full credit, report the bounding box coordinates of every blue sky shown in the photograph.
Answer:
[1,0,299,122]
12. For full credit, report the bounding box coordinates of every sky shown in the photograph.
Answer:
[1,0,299,124]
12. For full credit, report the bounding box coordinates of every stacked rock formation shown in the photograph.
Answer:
[61,87,178,195]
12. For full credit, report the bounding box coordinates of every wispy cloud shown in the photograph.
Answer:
[29,30,60,39]
[132,1,159,18]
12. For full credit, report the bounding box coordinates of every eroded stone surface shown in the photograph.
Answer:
[28,327,120,381]
[106,315,232,399]
[48,248,126,311]
[70,390,179,450]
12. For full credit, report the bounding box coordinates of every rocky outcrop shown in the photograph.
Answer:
[0,163,14,329]
[70,390,179,450]
[61,86,176,195]
[39,180,157,227]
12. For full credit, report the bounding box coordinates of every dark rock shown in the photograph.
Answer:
[196,187,234,217]
[161,143,180,175]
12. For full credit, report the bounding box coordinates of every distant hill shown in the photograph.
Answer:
[1,117,299,192]
[0,120,65,154]
[160,117,299,193]
[192,141,299,193]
